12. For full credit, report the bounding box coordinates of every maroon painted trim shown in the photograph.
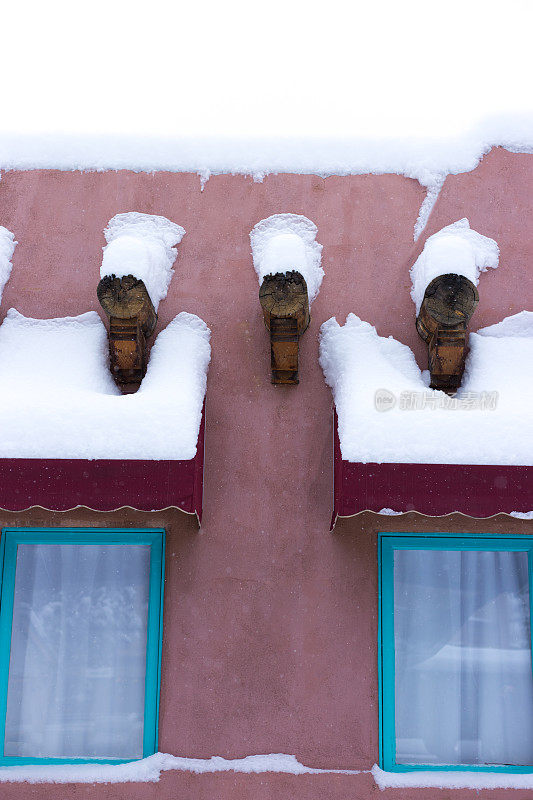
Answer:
[333,410,533,524]
[0,407,206,522]
[192,402,206,524]
[331,407,343,530]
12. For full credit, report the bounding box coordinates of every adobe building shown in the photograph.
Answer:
[0,142,530,799]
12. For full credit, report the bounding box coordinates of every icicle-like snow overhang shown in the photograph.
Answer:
[0,309,210,520]
[320,312,533,525]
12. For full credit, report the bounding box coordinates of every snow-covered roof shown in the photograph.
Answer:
[319,311,533,467]
[0,117,532,192]
[0,309,210,460]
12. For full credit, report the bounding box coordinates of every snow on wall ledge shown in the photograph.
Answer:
[0,309,210,460]
[0,753,361,784]
[319,311,533,466]
[250,213,324,302]
[372,764,533,791]
[4,754,533,788]
[101,213,185,311]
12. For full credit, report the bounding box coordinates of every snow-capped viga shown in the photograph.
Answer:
[250,213,324,303]
[101,212,185,311]
[410,219,499,314]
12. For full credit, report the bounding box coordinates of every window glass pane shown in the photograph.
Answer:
[4,543,150,759]
[394,548,533,766]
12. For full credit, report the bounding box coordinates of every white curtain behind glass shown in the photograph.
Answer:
[4,544,150,759]
[394,548,533,766]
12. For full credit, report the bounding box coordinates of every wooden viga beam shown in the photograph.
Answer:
[416,273,479,394]
[259,270,310,385]
[97,274,157,393]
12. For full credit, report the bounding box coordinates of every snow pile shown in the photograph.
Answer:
[0,310,119,396]
[101,213,185,310]
[0,752,361,784]
[410,219,499,314]
[250,214,324,302]
[477,310,533,338]
[0,227,16,303]
[372,764,533,790]
[0,309,210,460]
[319,311,533,466]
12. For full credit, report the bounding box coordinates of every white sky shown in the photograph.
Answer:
[2,0,533,139]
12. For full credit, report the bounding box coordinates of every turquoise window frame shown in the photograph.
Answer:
[0,527,165,766]
[378,531,533,774]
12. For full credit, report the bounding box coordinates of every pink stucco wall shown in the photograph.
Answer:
[0,147,532,798]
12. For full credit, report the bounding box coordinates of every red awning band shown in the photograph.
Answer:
[332,410,533,528]
[0,406,205,523]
